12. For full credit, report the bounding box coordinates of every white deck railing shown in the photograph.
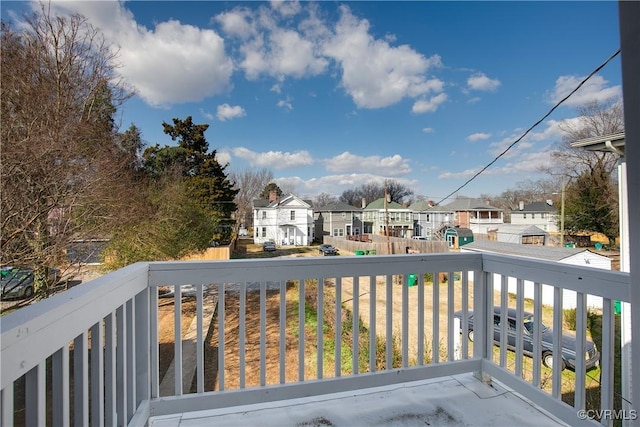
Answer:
[1,253,631,426]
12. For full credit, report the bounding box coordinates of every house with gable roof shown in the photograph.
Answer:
[443,197,504,235]
[313,202,363,241]
[362,197,412,237]
[409,200,455,240]
[252,192,314,246]
[510,200,559,232]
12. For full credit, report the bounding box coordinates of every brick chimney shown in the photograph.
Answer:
[269,191,278,202]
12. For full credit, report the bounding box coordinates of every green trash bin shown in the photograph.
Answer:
[369,250,376,255]
[355,250,365,256]
[408,274,417,287]
[614,300,621,315]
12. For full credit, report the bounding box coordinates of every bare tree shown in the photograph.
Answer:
[312,192,339,208]
[1,6,133,297]
[229,168,275,231]
[550,98,624,178]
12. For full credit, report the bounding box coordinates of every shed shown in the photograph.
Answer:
[461,240,612,308]
[444,227,474,249]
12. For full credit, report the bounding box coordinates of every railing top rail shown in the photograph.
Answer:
[482,252,630,301]
[147,253,484,287]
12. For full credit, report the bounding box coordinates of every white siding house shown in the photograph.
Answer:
[510,201,559,232]
[252,193,314,246]
[462,240,612,309]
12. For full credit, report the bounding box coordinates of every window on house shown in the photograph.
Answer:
[262,211,267,219]
[342,212,346,219]
[532,213,536,219]
[333,228,344,237]
[523,213,527,219]
[290,210,295,220]
[405,213,410,221]
[426,214,431,222]
[261,227,266,237]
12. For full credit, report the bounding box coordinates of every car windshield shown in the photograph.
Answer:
[523,316,549,333]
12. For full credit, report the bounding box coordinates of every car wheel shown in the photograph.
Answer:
[23,286,34,298]
[542,352,566,371]
[468,329,474,342]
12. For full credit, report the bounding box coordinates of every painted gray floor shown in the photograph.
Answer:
[149,373,566,427]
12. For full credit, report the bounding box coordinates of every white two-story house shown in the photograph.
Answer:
[510,200,559,232]
[252,192,314,246]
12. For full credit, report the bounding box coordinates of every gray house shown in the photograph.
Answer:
[487,224,549,245]
[313,202,363,241]
[410,200,455,240]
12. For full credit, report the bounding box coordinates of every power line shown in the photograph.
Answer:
[435,48,621,206]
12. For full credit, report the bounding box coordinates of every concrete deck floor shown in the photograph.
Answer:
[149,373,567,427]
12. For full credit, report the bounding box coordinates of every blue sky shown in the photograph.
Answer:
[3,1,623,203]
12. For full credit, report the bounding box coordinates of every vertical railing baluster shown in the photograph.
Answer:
[335,277,343,377]
[353,276,360,374]
[104,312,116,426]
[150,289,159,400]
[484,272,493,365]
[173,287,182,396]
[1,386,15,426]
[74,331,89,426]
[196,284,204,393]
[369,275,377,373]
[552,286,563,398]
[499,275,508,368]
[260,281,266,386]
[298,278,305,382]
[515,279,524,378]
[432,272,440,364]
[317,278,324,380]
[239,281,246,389]
[25,361,45,426]
[418,272,425,365]
[52,345,70,427]
[279,280,287,384]
[90,321,105,427]
[402,273,409,367]
[127,299,136,414]
[447,271,455,361]
[461,271,469,359]
[574,293,586,410]
[116,304,127,425]
[135,289,152,405]
[532,283,542,387]
[217,283,225,391]
[601,298,615,423]
[385,274,393,369]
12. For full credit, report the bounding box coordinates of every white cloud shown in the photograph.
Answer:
[275,173,419,199]
[216,104,246,121]
[548,74,622,107]
[467,132,491,142]
[324,152,411,176]
[422,127,435,134]
[216,149,232,166]
[322,6,444,109]
[412,93,448,114]
[277,97,294,111]
[467,73,501,92]
[46,1,234,108]
[232,147,313,169]
[270,0,302,17]
[214,7,256,40]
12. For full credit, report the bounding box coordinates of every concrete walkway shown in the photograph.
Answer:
[159,291,218,396]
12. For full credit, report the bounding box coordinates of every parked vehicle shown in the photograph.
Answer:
[262,240,277,251]
[1,266,60,299]
[318,244,339,256]
[453,306,600,371]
